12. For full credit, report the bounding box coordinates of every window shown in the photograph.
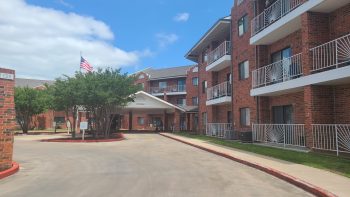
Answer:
[238,14,248,36]
[54,117,65,124]
[159,81,167,89]
[202,48,209,63]
[202,112,207,126]
[177,98,186,106]
[272,105,293,124]
[137,117,145,125]
[227,111,232,124]
[138,83,145,89]
[177,79,186,92]
[239,61,249,80]
[271,47,291,63]
[192,97,199,106]
[240,108,250,126]
[192,77,198,86]
[202,80,207,93]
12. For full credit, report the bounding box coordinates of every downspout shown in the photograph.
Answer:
[254,0,260,125]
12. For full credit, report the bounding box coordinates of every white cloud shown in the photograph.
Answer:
[173,12,190,22]
[0,0,147,79]
[156,33,178,48]
[56,0,73,9]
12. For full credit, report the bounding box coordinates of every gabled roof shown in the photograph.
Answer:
[15,78,54,88]
[123,91,186,113]
[185,15,231,62]
[137,65,195,80]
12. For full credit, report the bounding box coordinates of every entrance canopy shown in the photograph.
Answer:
[121,91,185,114]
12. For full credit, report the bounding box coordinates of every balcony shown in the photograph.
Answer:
[149,85,186,96]
[252,53,302,88]
[252,124,306,148]
[310,33,350,72]
[206,41,231,72]
[312,124,350,156]
[206,123,234,139]
[250,0,350,45]
[206,81,232,106]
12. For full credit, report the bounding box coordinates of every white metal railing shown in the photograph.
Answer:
[206,123,233,139]
[252,53,302,88]
[207,41,231,66]
[206,81,232,101]
[310,33,350,72]
[149,85,186,94]
[253,124,306,147]
[312,124,350,156]
[251,0,305,36]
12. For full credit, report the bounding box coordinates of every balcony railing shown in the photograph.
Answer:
[251,0,306,36]
[206,123,233,139]
[252,53,302,88]
[312,124,350,156]
[252,124,306,147]
[310,33,350,72]
[207,81,232,101]
[149,85,186,94]
[207,41,231,66]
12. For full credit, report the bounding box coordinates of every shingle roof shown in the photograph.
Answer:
[142,65,194,80]
[15,78,54,88]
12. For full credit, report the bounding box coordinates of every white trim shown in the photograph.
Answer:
[251,66,350,96]
[151,92,187,96]
[206,96,231,106]
[206,55,231,72]
[132,91,186,112]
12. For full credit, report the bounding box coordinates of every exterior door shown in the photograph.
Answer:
[272,105,293,124]
[177,79,185,92]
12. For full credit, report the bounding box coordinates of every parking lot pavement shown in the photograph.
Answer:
[0,134,313,197]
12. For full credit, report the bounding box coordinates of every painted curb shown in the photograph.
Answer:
[160,133,337,197]
[0,162,19,180]
[40,133,125,143]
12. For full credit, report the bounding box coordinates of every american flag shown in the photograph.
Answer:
[80,57,93,72]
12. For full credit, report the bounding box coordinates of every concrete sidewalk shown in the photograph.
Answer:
[160,133,350,197]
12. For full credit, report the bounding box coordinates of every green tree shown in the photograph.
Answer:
[14,87,50,133]
[50,68,140,138]
[50,76,83,138]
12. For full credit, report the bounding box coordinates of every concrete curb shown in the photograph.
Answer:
[0,162,19,180]
[160,133,337,197]
[40,133,125,143]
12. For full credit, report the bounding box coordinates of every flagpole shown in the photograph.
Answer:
[79,51,82,73]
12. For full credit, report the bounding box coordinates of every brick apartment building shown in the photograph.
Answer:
[185,0,350,154]
[127,65,199,132]
[0,68,16,171]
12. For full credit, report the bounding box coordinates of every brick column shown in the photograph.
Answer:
[301,12,330,75]
[0,68,15,171]
[173,109,181,131]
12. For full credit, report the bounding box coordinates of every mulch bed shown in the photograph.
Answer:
[40,133,125,143]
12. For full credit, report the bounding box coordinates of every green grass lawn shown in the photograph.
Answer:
[174,132,350,178]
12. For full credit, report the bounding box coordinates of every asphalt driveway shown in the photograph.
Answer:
[0,134,313,197]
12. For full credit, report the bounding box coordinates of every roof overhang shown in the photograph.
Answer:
[121,91,186,114]
[185,16,231,62]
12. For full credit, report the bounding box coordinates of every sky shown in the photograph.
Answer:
[0,0,233,79]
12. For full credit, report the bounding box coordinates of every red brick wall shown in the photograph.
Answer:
[334,85,350,124]
[329,3,350,40]
[0,68,15,171]
[134,72,150,92]
[186,66,199,106]
[232,0,257,132]
[259,92,305,124]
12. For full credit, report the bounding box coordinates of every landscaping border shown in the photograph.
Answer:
[0,162,19,180]
[160,133,336,197]
[40,133,125,143]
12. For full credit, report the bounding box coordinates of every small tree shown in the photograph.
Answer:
[15,87,50,133]
[50,77,83,138]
